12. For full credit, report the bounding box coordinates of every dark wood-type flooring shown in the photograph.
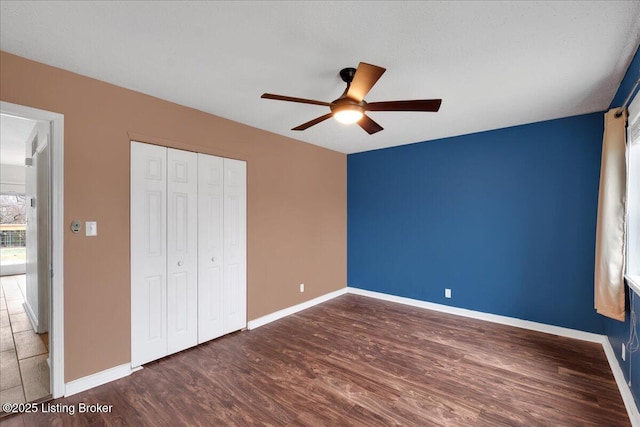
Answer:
[1,294,630,426]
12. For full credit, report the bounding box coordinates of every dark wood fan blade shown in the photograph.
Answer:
[358,114,384,135]
[261,93,333,107]
[366,99,442,112]
[292,113,334,131]
[346,63,386,102]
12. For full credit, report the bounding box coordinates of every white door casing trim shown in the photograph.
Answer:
[0,101,64,398]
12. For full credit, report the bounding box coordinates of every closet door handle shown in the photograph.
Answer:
[211,257,216,263]
[177,261,184,267]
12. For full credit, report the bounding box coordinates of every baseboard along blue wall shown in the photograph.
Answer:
[348,112,605,334]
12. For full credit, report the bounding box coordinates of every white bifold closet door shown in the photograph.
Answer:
[132,141,246,367]
[198,154,246,342]
[131,142,168,367]
[166,148,198,354]
[222,158,247,334]
[131,144,199,365]
[197,153,224,342]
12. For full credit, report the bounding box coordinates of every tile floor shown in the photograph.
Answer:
[0,275,49,406]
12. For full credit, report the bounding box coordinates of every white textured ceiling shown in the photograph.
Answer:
[1,1,639,154]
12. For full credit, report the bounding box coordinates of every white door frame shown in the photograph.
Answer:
[1,101,65,398]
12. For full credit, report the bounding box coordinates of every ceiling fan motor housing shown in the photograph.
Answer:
[330,97,366,113]
[339,67,357,83]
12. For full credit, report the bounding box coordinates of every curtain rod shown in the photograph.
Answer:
[615,75,640,118]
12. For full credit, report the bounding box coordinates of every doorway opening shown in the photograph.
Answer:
[0,114,50,407]
[0,102,64,410]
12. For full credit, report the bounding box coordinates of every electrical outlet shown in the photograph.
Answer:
[445,288,452,298]
[622,343,626,361]
[300,283,304,293]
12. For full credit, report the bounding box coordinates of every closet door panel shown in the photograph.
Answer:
[223,158,247,334]
[167,148,199,354]
[131,142,168,367]
[197,154,224,343]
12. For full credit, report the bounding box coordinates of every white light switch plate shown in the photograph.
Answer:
[86,221,97,236]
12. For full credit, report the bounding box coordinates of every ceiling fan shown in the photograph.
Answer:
[261,62,442,135]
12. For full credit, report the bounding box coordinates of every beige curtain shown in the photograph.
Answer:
[595,108,627,321]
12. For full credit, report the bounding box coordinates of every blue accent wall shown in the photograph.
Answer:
[348,113,605,334]
[604,44,640,409]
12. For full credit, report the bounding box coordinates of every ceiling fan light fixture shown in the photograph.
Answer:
[262,62,441,134]
[333,105,364,124]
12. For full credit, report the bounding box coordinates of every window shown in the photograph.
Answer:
[626,93,640,293]
[0,193,27,270]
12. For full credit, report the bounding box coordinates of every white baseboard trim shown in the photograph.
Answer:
[347,287,604,343]
[64,363,132,397]
[247,287,348,330]
[23,301,39,333]
[602,338,640,426]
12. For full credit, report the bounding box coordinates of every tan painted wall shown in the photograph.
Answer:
[0,51,346,382]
